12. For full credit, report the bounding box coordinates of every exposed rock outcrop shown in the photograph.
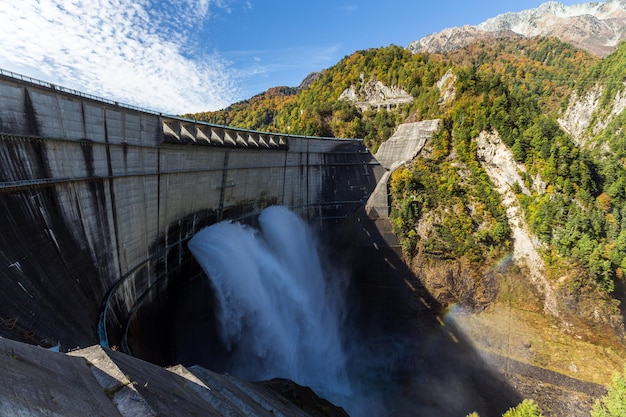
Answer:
[559,82,626,149]
[558,85,604,146]
[298,71,323,91]
[339,76,413,111]
[475,130,559,317]
[436,68,456,107]
[411,256,500,311]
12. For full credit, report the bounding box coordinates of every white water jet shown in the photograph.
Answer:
[188,206,354,410]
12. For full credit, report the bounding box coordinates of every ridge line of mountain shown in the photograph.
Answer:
[407,0,626,57]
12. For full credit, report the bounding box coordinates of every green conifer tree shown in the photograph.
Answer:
[502,399,543,417]
[592,366,626,417]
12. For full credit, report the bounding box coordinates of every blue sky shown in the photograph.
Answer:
[0,0,585,114]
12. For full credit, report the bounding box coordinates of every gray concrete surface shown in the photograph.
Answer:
[374,120,439,171]
[0,72,380,351]
[1,336,339,417]
[366,120,440,219]
[0,337,123,417]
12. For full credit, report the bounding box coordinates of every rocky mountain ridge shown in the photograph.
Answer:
[408,0,626,57]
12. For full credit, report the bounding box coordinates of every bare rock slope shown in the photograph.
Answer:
[475,130,559,317]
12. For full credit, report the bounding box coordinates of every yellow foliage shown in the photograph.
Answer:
[597,192,612,213]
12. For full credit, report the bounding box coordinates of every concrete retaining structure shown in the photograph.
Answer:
[0,336,346,417]
[0,70,380,353]
[365,120,440,219]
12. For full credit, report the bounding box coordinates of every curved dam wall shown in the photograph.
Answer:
[0,71,381,353]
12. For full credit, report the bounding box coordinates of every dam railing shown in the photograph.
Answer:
[0,67,362,145]
[0,68,158,116]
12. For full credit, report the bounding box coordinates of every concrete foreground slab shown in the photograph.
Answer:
[1,337,344,417]
[0,337,123,417]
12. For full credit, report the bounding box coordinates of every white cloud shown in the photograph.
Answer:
[0,0,239,113]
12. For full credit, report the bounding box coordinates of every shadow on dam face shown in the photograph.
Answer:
[122,207,522,417]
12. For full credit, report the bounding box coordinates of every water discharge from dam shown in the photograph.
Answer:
[184,209,526,417]
[189,206,366,414]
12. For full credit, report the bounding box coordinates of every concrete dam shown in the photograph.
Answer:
[0,70,542,416]
[0,69,385,357]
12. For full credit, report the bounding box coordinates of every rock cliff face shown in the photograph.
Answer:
[559,82,626,149]
[298,71,323,91]
[436,69,456,107]
[558,85,604,146]
[475,131,558,317]
[408,1,626,57]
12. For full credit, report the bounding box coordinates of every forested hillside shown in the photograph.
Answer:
[188,45,448,152]
[188,38,626,338]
